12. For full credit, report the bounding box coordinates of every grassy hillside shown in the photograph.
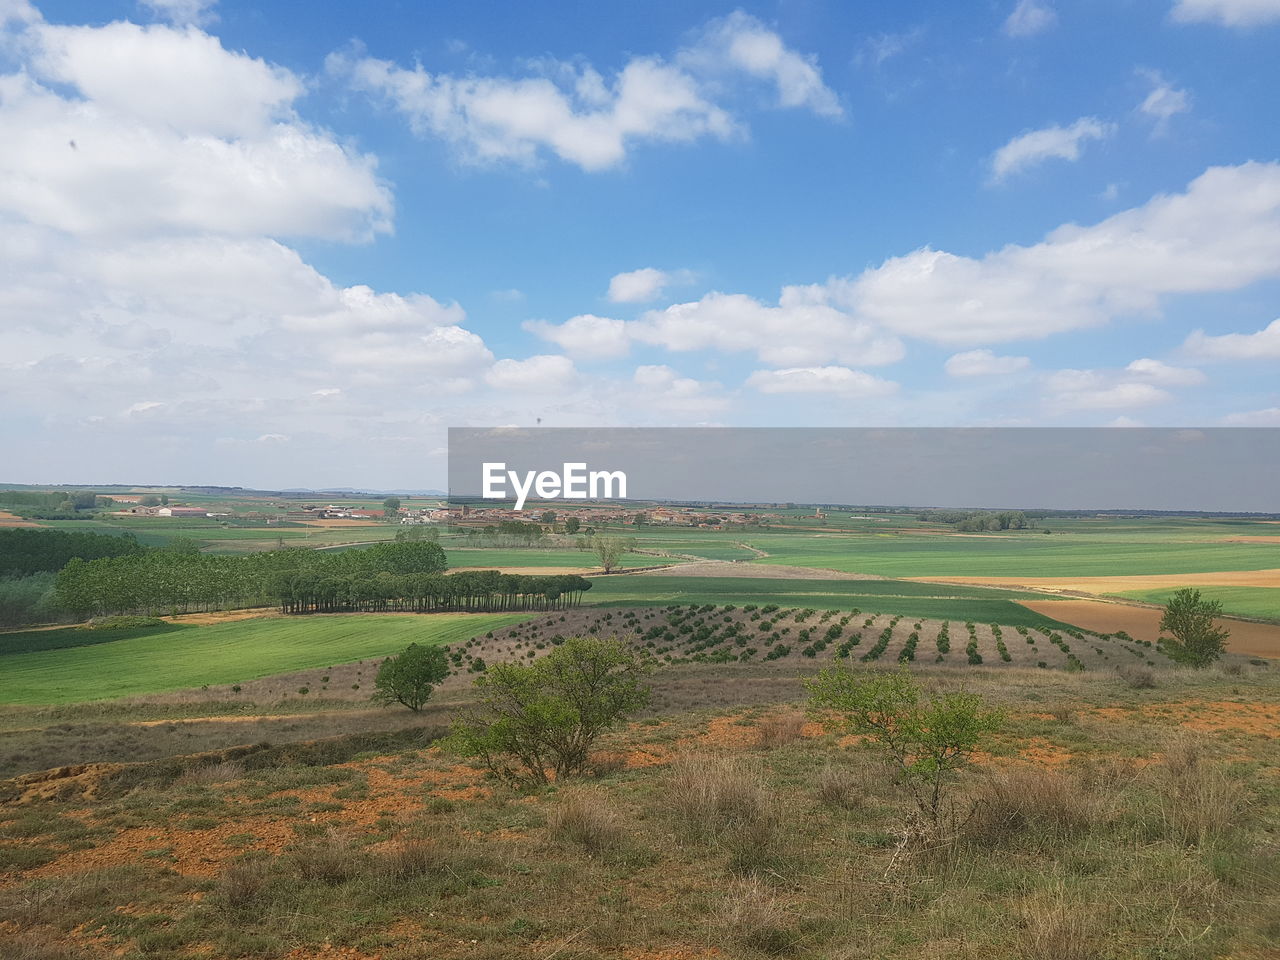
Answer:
[0,613,527,706]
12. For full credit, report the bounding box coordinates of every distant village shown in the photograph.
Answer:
[112,496,784,529]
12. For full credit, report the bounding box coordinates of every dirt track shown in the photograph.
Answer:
[1019,599,1280,659]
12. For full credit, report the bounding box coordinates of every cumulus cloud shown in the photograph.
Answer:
[826,162,1280,344]
[989,117,1113,182]
[1222,406,1280,425]
[944,350,1031,377]
[0,21,390,240]
[1183,318,1280,359]
[330,11,838,171]
[607,267,690,304]
[524,314,630,359]
[1137,69,1191,132]
[1171,0,1280,27]
[628,289,905,367]
[1123,357,1205,386]
[1044,371,1173,411]
[745,366,897,397]
[631,365,729,416]
[1003,0,1058,37]
[484,355,578,392]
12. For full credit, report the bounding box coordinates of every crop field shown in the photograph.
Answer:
[742,530,1280,578]
[0,614,529,706]
[1110,585,1280,621]
[582,575,1070,626]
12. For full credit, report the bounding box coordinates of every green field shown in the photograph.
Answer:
[0,613,527,705]
[582,576,1072,628]
[743,532,1280,578]
[442,547,674,569]
[1111,586,1280,622]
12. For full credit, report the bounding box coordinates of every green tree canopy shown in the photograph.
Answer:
[1159,588,1230,667]
[447,636,651,784]
[372,642,449,711]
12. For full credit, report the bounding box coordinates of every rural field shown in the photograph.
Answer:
[2,489,1279,958]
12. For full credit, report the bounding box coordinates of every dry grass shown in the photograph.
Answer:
[815,763,862,809]
[286,830,363,885]
[548,785,625,854]
[720,878,802,955]
[215,857,271,914]
[1154,734,1247,846]
[965,767,1094,844]
[174,759,244,786]
[756,711,806,748]
[667,752,781,873]
[1017,886,1101,960]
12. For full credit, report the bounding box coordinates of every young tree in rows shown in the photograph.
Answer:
[807,666,1001,826]
[372,642,449,711]
[1159,588,1230,667]
[447,637,650,784]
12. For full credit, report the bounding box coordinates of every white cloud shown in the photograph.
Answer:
[944,349,1031,377]
[1123,357,1206,386]
[1222,407,1280,425]
[0,0,38,26]
[1137,69,1191,131]
[0,21,391,240]
[1183,318,1280,359]
[138,0,218,26]
[692,11,842,117]
[524,314,630,359]
[1044,370,1173,411]
[990,117,1113,182]
[631,365,729,416]
[1171,0,1280,27]
[484,355,578,393]
[330,11,837,172]
[829,162,1280,344]
[1003,0,1058,37]
[607,267,686,303]
[746,366,897,397]
[628,289,905,367]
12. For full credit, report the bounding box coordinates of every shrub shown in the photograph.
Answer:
[1116,664,1156,689]
[1154,735,1247,847]
[79,615,166,631]
[447,637,650,785]
[807,666,1001,824]
[720,880,801,956]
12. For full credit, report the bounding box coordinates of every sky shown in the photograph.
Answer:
[1,0,1278,490]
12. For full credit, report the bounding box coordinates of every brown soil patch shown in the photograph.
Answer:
[0,510,41,528]
[1217,536,1280,544]
[913,569,1280,591]
[1018,598,1280,658]
[640,560,885,580]
[162,608,281,626]
[1090,700,1278,737]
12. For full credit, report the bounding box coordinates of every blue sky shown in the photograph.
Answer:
[1,0,1278,488]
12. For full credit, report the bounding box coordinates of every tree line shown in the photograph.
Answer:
[52,538,591,618]
[915,509,1032,531]
[0,528,146,578]
[274,570,592,614]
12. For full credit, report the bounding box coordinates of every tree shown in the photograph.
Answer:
[447,637,650,784]
[140,495,161,507]
[1159,588,1229,667]
[807,666,1001,826]
[590,535,629,573]
[540,510,557,524]
[372,642,449,711]
[382,496,402,519]
[563,516,581,535]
